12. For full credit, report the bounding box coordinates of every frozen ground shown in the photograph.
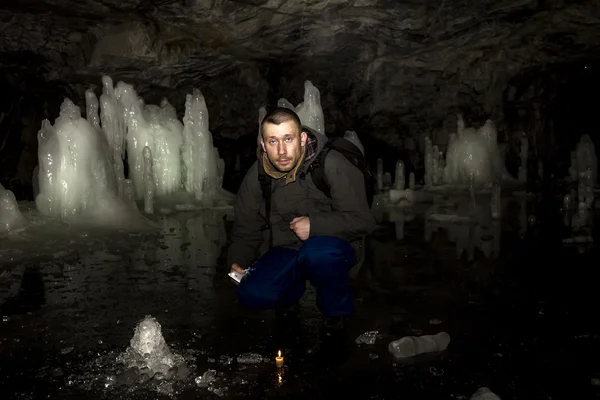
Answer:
[1,194,600,399]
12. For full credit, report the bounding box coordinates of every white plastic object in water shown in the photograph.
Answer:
[143,146,154,214]
[470,387,501,400]
[0,183,26,233]
[181,89,225,204]
[388,332,450,358]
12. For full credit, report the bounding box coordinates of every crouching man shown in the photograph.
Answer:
[227,107,376,330]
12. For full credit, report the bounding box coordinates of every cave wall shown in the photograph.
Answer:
[503,60,600,179]
[1,0,600,196]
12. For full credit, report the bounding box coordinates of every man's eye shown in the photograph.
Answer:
[285,137,292,142]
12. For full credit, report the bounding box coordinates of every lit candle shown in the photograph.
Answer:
[275,350,284,368]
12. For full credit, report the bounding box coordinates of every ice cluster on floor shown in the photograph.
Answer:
[32,75,233,230]
[116,315,188,380]
[0,183,26,233]
[425,116,513,187]
[36,98,140,226]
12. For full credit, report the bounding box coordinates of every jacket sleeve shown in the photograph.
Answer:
[308,151,376,240]
[226,162,266,268]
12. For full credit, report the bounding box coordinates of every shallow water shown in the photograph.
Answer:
[1,195,599,399]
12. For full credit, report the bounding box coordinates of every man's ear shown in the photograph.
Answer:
[260,138,266,152]
[301,131,307,147]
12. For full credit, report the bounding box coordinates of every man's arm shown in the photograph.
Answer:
[308,151,376,240]
[227,162,266,269]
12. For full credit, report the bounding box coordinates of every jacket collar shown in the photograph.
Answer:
[262,145,306,185]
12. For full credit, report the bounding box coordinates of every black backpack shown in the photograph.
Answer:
[257,136,375,249]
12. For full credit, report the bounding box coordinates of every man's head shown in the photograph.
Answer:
[260,107,307,173]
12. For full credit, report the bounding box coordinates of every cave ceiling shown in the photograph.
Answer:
[1,0,600,140]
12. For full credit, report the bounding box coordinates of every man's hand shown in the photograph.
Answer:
[290,216,310,241]
[230,263,244,285]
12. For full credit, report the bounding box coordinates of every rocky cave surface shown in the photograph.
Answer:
[1,0,600,196]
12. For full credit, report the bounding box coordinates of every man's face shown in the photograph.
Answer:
[261,120,307,173]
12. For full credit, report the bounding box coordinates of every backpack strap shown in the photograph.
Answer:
[308,139,336,198]
[257,161,273,250]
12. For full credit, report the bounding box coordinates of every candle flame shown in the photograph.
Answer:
[278,350,282,357]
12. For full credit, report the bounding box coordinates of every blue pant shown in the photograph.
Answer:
[235,236,356,317]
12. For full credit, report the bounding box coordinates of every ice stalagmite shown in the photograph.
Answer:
[181,89,225,205]
[146,99,184,196]
[99,76,127,197]
[0,183,26,233]
[35,99,126,223]
[295,81,325,135]
[278,80,326,135]
[443,116,513,186]
[115,82,183,200]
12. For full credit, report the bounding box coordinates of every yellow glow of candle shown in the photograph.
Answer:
[275,350,284,368]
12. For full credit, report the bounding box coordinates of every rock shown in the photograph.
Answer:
[1,0,600,196]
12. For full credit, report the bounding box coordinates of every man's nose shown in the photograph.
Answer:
[277,143,286,155]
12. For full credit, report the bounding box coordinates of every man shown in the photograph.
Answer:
[227,107,376,328]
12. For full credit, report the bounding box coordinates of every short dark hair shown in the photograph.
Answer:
[260,107,302,137]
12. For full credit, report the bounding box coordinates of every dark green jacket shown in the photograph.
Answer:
[227,127,376,269]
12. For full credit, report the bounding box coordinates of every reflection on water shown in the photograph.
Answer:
[131,209,229,269]
[423,195,502,261]
[0,209,230,318]
[0,209,232,398]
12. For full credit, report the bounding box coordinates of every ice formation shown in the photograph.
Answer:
[99,77,127,197]
[143,146,155,214]
[117,315,187,378]
[344,130,364,155]
[278,80,325,135]
[569,134,597,184]
[415,116,516,189]
[114,82,184,199]
[181,89,226,204]
[470,387,501,400]
[35,75,232,223]
[36,98,133,223]
[394,160,405,190]
[0,183,27,233]
[442,117,512,186]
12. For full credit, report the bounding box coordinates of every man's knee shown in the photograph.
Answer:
[298,236,355,276]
